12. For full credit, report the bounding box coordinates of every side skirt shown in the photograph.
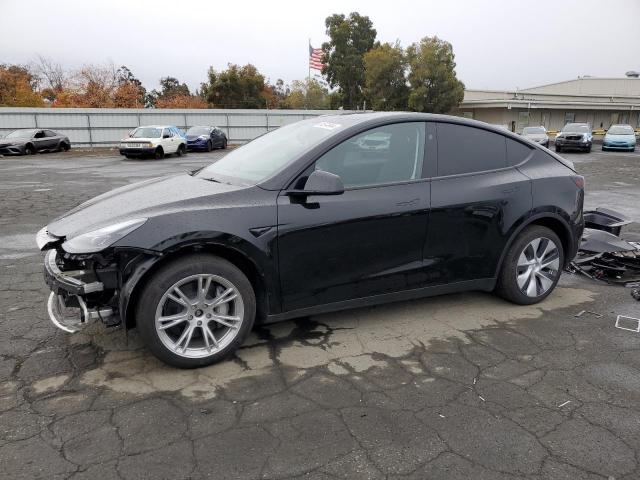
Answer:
[263,278,497,324]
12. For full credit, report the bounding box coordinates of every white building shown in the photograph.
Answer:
[453,74,640,133]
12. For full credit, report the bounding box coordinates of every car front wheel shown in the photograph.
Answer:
[154,147,164,160]
[136,254,256,368]
[495,225,564,305]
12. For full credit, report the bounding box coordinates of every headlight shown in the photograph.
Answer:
[62,218,147,254]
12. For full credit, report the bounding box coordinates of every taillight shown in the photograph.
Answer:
[572,176,585,189]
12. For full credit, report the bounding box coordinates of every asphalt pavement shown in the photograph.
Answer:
[1,146,640,479]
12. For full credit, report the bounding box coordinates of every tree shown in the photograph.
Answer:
[33,55,65,101]
[147,76,191,107]
[0,64,43,106]
[406,36,464,114]
[54,63,118,107]
[322,12,377,110]
[201,63,268,108]
[114,66,147,107]
[155,94,207,109]
[281,79,329,109]
[363,42,408,111]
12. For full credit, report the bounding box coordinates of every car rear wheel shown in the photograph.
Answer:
[221,138,227,149]
[58,142,70,152]
[136,254,256,368]
[495,225,564,305]
[154,147,164,160]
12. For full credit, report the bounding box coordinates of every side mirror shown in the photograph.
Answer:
[287,170,344,199]
[163,133,171,139]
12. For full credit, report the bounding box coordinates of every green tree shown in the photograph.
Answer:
[406,36,464,114]
[115,66,147,107]
[281,79,329,109]
[148,76,191,107]
[201,64,267,108]
[363,42,408,111]
[322,12,377,110]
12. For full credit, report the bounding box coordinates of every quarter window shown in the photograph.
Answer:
[314,122,426,188]
[436,123,507,176]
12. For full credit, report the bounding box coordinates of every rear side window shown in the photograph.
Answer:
[436,123,507,176]
[506,138,533,166]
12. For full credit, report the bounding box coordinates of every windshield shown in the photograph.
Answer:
[522,127,545,135]
[607,125,634,135]
[197,120,343,185]
[131,127,161,138]
[5,129,35,139]
[187,126,211,136]
[563,124,590,134]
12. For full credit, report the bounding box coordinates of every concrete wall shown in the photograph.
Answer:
[0,108,357,146]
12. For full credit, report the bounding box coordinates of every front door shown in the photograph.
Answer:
[277,122,431,312]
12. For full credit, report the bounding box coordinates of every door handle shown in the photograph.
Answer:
[397,198,419,207]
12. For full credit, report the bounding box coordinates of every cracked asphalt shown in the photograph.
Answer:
[1,146,640,480]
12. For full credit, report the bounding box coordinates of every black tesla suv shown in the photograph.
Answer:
[37,113,584,368]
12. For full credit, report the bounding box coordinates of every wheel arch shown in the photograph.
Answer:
[494,212,574,277]
[122,243,269,329]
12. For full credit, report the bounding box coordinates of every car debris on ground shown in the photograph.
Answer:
[567,208,640,287]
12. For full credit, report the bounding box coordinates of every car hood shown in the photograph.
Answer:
[523,134,547,141]
[0,138,27,146]
[186,134,205,140]
[47,173,244,239]
[604,134,636,142]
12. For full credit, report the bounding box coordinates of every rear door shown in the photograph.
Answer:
[277,122,432,312]
[43,130,59,150]
[423,122,533,285]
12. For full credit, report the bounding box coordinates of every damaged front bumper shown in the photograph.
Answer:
[43,249,119,333]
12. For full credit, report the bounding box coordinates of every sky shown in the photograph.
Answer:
[1,0,639,93]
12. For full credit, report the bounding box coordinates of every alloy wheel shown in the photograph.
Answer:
[154,274,244,359]
[516,237,560,297]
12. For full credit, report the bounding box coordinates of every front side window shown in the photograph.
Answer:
[163,128,173,138]
[314,122,426,188]
[436,123,507,176]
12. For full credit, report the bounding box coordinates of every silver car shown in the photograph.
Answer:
[521,126,549,148]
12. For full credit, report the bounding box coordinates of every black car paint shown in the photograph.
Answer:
[42,113,583,329]
[0,129,70,155]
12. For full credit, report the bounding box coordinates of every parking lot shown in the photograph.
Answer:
[1,147,640,479]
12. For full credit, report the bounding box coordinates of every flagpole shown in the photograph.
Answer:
[307,38,311,110]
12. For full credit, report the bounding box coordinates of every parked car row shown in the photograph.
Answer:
[0,129,71,155]
[521,122,637,153]
[0,125,227,158]
[119,125,227,159]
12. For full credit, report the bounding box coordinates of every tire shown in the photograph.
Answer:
[58,142,70,152]
[124,155,133,159]
[24,144,35,155]
[555,145,561,153]
[495,225,564,305]
[206,140,213,152]
[221,138,227,150]
[586,146,592,153]
[154,147,164,160]
[136,254,256,368]
[176,144,186,157]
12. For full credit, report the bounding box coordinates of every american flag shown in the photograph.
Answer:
[309,45,324,71]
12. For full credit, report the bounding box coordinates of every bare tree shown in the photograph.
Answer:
[33,54,66,93]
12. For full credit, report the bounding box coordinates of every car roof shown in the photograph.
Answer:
[297,112,526,138]
[136,125,177,128]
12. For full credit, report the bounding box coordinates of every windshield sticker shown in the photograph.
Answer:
[313,122,342,130]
